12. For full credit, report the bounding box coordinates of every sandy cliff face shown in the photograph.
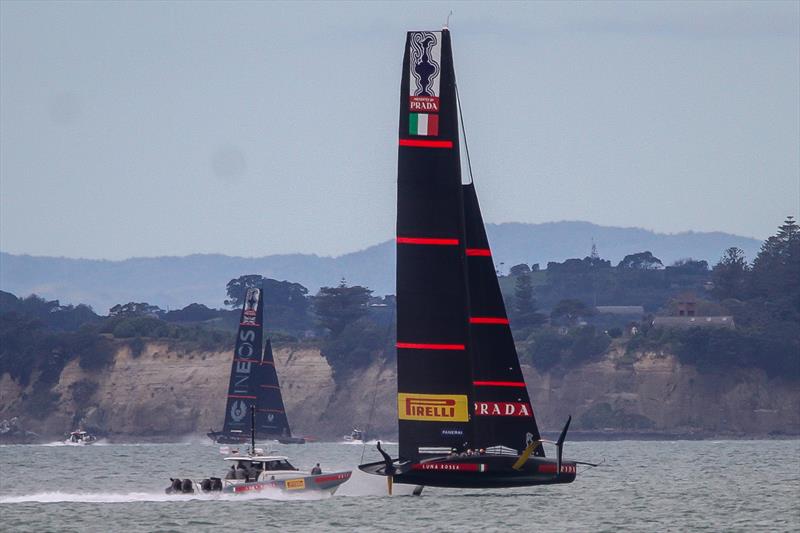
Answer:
[524,348,799,436]
[0,340,797,439]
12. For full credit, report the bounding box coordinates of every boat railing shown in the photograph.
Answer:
[485,445,519,457]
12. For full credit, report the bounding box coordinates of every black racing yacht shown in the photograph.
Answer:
[208,285,304,444]
[359,28,590,491]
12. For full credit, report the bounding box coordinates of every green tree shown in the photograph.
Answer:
[224,275,310,331]
[526,330,569,371]
[224,275,265,308]
[509,263,531,276]
[617,251,663,270]
[313,280,372,336]
[109,302,163,317]
[711,247,749,300]
[320,316,386,378]
[671,258,709,274]
[511,273,546,328]
[751,216,799,308]
[550,299,592,327]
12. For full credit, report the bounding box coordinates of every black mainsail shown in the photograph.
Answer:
[396,29,473,462]
[208,286,293,443]
[359,28,580,489]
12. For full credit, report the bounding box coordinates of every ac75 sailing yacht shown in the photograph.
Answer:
[359,28,592,491]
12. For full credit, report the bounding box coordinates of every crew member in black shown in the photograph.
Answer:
[311,463,322,475]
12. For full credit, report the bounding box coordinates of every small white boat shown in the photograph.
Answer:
[64,430,97,445]
[165,452,351,496]
[343,428,364,443]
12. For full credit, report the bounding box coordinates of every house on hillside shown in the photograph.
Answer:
[595,305,645,317]
[653,316,735,330]
[675,292,698,317]
[654,291,735,329]
[591,305,645,333]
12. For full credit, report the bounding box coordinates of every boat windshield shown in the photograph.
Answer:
[262,460,296,471]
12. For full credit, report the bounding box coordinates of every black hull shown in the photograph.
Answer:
[207,431,285,445]
[359,454,576,489]
[207,432,246,444]
[277,437,306,444]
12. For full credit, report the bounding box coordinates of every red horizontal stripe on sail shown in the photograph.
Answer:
[473,381,527,388]
[397,237,459,246]
[469,317,510,325]
[466,248,492,256]
[227,394,257,399]
[397,342,466,351]
[399,138,453,149]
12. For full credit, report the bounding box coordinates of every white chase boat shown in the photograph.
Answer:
[165,452,351,496]
[167,407,351,496]
[64,430,97,445]
[343,428,365,443]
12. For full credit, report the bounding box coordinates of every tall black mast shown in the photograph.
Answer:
[396,29,474,461]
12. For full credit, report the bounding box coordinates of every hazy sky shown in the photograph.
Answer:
[1,1,798,260]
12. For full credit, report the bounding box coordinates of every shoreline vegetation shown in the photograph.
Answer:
[1,218,797,441]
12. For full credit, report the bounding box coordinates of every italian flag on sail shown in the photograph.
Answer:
[409,113,439,136]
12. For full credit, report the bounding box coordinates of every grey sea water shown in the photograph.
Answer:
[0,440,798,532]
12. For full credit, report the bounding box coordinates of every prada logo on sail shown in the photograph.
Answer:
[408,31,441,112]
[474,402,533,417]
[398,393,468,422]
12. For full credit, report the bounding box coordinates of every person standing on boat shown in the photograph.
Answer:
[225,465,236,479]
[311,463,322,475]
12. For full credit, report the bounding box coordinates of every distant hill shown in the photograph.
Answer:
[0,221,761,312]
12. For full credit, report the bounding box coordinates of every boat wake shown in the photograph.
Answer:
[340,440,397,446]
[0,489,332,504]
[40,439,110,447]
[335,469,416,497]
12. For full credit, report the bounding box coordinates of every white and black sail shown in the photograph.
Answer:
[211,286,292,442]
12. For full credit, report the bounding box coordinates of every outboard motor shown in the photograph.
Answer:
[210,477,223,491]
[200,479,212,492]
[181,478,194,493]
[165,478,182,494]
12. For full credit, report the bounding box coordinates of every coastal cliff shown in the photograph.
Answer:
[0,340,797,440]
